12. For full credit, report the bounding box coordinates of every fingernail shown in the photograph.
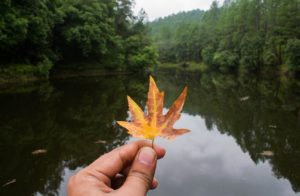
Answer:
[138,147,156,166]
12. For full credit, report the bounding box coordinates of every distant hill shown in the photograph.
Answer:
[147,0,300,72]
[148,9,204,41]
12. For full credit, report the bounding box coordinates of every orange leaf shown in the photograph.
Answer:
[117,76,190,140]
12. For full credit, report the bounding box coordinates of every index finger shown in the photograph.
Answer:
[85,140,166,185]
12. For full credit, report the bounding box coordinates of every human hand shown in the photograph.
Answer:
[68,140,166,196]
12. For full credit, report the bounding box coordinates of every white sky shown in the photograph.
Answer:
[134,0,225,21]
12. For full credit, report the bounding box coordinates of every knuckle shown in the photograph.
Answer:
[68,174,78,186]
[67,175,76,192]
[129,169,153,186]
[68,171,84,186]
[69,175,77,184]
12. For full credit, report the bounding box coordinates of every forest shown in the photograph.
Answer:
[149,0,300,72]
[1,1,300,195]
[1,0,300,81]
[0,0,157,78]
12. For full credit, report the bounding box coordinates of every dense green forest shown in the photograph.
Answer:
[1,0,300,82]
[0,0,157,78]
[149,0,300,72]
[149,10,205,63]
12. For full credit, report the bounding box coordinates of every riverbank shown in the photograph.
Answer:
[1,61,299,86]
[154,62,209,72]
[50,67,130,79]
[155,61,300,78]
[0,64,52,85]
[0,63,130,86]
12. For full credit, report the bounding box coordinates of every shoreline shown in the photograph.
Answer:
[1,62,299,86]
[0,65,131,86]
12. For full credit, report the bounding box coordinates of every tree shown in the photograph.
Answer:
[0,0,158,75]
[149,0,300,72]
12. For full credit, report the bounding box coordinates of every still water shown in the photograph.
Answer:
[0,71,300,196]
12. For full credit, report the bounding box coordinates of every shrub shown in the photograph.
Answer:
[285,39,300,68]
[201,45,215,65]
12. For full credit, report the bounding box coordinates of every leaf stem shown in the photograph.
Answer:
[151,138,155,149]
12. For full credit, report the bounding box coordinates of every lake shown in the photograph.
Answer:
[0,70,300,196]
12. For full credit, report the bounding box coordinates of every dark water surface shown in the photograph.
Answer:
[0,71,300,196]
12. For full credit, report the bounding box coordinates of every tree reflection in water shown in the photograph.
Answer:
[0,71,299,195]
[0,75,147,195]
[156,70,300,192]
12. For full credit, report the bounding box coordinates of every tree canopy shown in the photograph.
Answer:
[149,0,300,71]
[0,0,157,74]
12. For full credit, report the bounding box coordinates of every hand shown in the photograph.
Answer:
[68,140,166,196]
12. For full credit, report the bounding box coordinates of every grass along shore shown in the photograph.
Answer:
[155,62,209,72]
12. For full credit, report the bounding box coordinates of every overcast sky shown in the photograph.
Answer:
[134,0,225,21]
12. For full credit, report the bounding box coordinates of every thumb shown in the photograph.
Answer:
[119,146,157,196]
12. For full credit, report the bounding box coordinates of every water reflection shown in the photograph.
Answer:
[149,114,297,196]
[0,71,299,196]
[0,75,147,195]
[152,71,300,196]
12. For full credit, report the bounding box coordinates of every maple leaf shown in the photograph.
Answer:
[117,76,190,142]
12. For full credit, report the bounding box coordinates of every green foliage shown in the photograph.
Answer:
[149,0,300,72]
[56,0,115,58]
[0,0,157,80]
[0,61,53,84]
[127,45,158,70]
[36,57,53,77]
[202,46,215,65]
[239,35,263,69]
[149,9,205,63]
[263,50,278,67]
[213,50,238,71]
[157,61,208,72]
[285,39,300,68]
